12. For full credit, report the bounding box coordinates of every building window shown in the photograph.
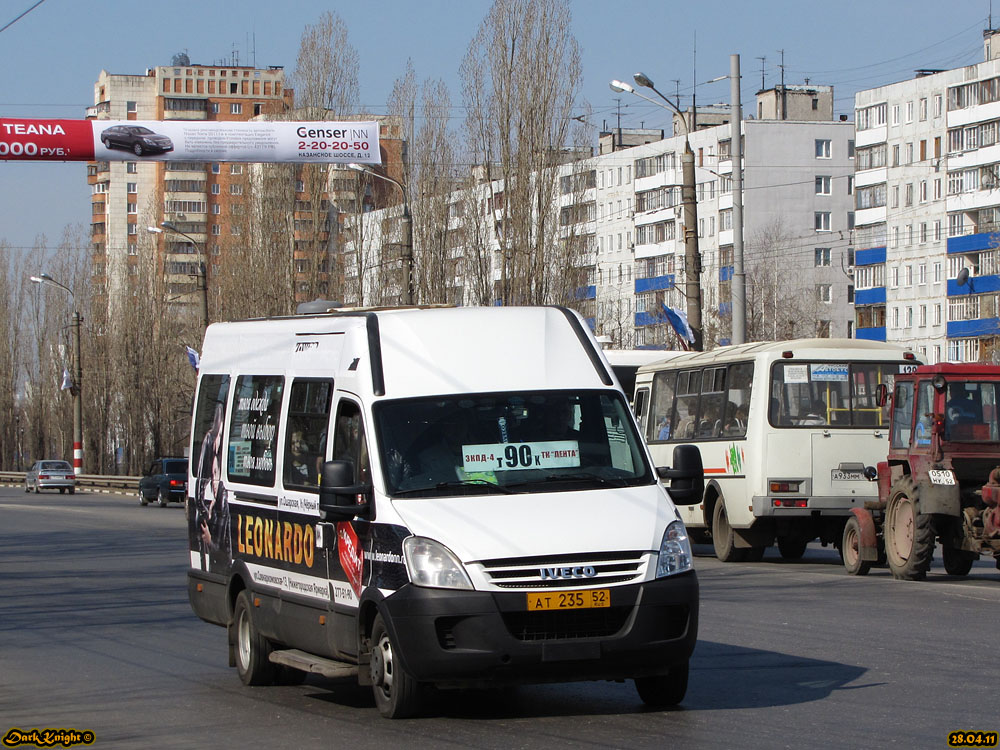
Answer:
[890,265,899,287]
[211,224,220,236]
[211,163,221,174]
[127,223,137,235]
[814,247,831,266]
[128,243,137,256]
[127,202,136,214]
[230,103,242,115]
[814,212,831,231]
[815,139,831,159]
[848,139,855,158]
[815,175,831,195]
[919,98,927,121]
[211,184,220,195]
[211,204,221,215]
[847,176,854,195]
[934,94,943,118]
[295,180,305,192]
[816,284,832,303]
[230,164,243,175]
[919,305,927,327]
[891,104,900,125]
[126,162,137,174]
[230,184,243,195]
[127,182,137,194]
[905,265,913,286]
[934,262,942,283]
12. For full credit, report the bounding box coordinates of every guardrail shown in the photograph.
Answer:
[0,471,140,492]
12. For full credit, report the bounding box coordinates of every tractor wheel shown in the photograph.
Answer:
[841,515,872,576]
[884,477,935,581]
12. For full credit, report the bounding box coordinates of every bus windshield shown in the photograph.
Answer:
[373,390,654,498]
[770,361,911,428]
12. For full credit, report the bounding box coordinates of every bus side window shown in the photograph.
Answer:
[633,388,649,434]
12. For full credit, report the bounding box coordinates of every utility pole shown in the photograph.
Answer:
[72,310,83,475]
[731,53,747,345]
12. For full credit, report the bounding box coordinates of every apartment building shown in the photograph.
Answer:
[854,30,1000,363]
[344,85,856,349]
[87,61,293,309]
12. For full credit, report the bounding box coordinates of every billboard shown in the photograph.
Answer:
[0,118,381,164]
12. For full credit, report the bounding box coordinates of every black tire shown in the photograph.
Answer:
[744,546,766,562]
[777,535,809,560]
[158,488,169,507]
[133,142,143,156]
[635,661,689,708]
[712,499,748,562]
[102,138,112,149]
[233,590,276,686]
[942,545,976,576]
[370,613,421,719]
[68,487,74,495]
[884,477,934,581]
[841,516,872,576]
[59,488,65,494]
[139,491,148,506]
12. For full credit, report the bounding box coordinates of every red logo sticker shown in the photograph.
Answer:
[337,522,363,598]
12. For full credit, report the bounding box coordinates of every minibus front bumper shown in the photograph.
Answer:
[378,571,698,687]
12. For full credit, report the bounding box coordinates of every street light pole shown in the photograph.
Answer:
[148,222,209,328]
[730,53,747,345]
[348,163,414,305]
[29,273,84,476]
[611,75,703,350]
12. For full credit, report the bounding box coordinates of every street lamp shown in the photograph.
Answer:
[147,221,209,328]
[611,72,703,350]
[29,273,84,476]
[348,163,414,305]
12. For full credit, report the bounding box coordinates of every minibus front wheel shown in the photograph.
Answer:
[370,614,421,719]
[634,661,689,708]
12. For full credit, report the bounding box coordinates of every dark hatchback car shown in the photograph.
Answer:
[100,125,174,156]
[139,457,188,507]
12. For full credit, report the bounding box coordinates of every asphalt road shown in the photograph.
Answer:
[1,486,998,749]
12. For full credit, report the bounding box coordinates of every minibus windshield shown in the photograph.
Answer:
[373,390,654,497]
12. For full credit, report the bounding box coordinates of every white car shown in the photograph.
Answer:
[25,460,76,494]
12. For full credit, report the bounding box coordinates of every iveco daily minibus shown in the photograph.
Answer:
[186,305,702,718]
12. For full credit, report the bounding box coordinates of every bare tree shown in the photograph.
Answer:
[460,0,587,306]
[745,219,821,341]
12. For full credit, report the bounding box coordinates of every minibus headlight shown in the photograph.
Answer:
[403,536,473,590]
[656,521,693,578]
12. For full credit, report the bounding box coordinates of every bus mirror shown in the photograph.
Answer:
[319,459,371,520]
[656,444,704,506]
[875,383,889,408]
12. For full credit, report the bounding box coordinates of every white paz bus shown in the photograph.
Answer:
[633,339,919,562]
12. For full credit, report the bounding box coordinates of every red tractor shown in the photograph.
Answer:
[842,363,1000,580]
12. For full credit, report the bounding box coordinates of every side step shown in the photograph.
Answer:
[269,649,358,679]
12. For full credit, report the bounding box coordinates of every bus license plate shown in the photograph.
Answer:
[928,469,956,485]
[526,589,610,611]
[831,469,865,481]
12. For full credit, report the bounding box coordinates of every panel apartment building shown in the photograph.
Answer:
[853,30,1000,363]
[344,85,856,349]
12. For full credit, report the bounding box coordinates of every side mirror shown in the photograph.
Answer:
[875,383,889,408]
[656,444,704,506]
[318,459,372,521]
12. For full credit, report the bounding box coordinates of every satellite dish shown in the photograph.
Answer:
[957,267,970,287]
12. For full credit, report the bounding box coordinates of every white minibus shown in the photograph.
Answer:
[186,306,704,718]
[633,338,919,562]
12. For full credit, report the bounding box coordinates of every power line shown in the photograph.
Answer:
[0,0,47,35]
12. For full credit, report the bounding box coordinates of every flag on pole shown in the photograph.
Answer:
[60,368,73,391]
[661,304,695,349]
[185,346,200,371]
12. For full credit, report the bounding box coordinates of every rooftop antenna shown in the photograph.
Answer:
[692,30,698,131]
[778,49,786,120]
[757,56,766,91]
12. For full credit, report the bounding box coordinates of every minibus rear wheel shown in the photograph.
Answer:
[635,661,688,708]
[234,590,276,686]
[370,614,421,718]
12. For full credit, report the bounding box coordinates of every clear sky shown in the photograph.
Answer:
[0,0,992,255]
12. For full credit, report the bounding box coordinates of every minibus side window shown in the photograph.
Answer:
[673,370,702,440]
[722,362,753,437]
[332,400,371,488]
[228,375,284,486]
[282,379,333,490]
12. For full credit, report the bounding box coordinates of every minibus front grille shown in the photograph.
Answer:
[477,552,647,589]
[492,574,639,589]
[501,607,632,641]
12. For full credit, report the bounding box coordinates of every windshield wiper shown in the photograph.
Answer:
[394,479,515,496]
[506,473,630,489]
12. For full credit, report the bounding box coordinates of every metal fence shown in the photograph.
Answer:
[0,472,139,492]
